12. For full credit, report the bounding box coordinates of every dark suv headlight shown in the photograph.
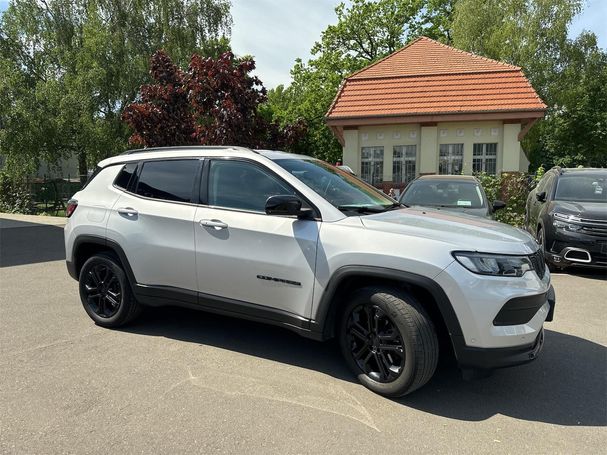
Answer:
[553,212,582,232]
[452,252,534,277]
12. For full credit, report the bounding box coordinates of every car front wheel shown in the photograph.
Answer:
[339,287,439,397]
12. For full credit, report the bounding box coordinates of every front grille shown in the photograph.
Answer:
[580,218,607,237]
[529,250,546,277]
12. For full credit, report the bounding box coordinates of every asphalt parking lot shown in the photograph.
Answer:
[1,214,606,454]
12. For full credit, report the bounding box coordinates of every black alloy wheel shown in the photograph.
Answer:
[83,263,122,318]
[78,253,142,327]
[345,304,405,383]
[339,287,439,397]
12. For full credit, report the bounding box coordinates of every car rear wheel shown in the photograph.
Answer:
[78,253,141,327]
[339,287,438,397]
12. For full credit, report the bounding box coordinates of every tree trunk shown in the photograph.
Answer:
[78,150,88,185]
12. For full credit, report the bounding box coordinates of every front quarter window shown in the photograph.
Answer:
[274,158,396,213]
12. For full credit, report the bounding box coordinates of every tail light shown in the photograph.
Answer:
[66,199,78,218]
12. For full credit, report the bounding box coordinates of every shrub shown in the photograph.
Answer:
[476,172,533,227]
[0,171,33,214]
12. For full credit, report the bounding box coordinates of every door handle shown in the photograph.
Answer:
[199,219,228,230]
[117,207,138,216]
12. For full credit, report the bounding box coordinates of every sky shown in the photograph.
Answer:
[1,0,605,88]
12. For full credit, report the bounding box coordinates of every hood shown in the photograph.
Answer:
[360,207,538,255]
[550,201,607,220]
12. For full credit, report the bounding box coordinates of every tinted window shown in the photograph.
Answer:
[114,163,138,190]
[554,173,607,203]
[401,180,485,208]
[536,173,554,194]
[275,158,394,210]
[208,160,295,212]
[135,160,198,202]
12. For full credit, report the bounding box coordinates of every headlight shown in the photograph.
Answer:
[553,212,582,232]
[453,252,534,277]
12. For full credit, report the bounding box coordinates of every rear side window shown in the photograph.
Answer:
[135,160,198,202]
[114,163,138,190]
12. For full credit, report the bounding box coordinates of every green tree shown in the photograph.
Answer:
[451,0,606,168]
[529,32,607,168]
[0,0,232,182]
[267,0,455,162]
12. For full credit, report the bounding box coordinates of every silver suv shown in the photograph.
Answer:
[65,146,555,396]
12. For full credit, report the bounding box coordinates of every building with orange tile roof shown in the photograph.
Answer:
[326,37,546,191]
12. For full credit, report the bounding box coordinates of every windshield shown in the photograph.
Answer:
[274,158,396,211]
[401,180,486,209]
[554,173,607,203]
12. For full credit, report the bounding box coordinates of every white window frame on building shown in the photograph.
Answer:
[439,143,464,175]
[360,146,384,186]
[392,145,416,185]
[473,143,498,175]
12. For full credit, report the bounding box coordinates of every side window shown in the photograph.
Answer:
[544,174,556,197]
[208,160,295,212]
[537,173,553,195]
[114,163,138,190]
[135,160,198,202]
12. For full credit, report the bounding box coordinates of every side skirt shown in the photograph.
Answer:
[133,284,322,340]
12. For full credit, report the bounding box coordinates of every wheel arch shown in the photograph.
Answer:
[70,235,137,288]
[311,266,464,353]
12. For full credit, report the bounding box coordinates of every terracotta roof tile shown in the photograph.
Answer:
[326,37,546,120]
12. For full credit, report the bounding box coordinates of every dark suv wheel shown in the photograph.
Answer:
[339,287,439,397]
[78,253,142,327]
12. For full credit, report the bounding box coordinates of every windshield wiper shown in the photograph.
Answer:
[337,203,402,214]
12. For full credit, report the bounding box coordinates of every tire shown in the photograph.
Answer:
[78,253,142,328]
[339,286,439,397]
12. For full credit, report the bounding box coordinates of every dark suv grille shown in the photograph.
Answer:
[529,250,546,278]
[579,217,607,237]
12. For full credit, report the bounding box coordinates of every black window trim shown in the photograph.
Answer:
[112,162,139,192]
[201,156,322,220]
[111,157,204,207]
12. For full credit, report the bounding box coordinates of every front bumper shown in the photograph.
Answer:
[435,260,554,370]
[546,229,607,268]
[455,328,545,369]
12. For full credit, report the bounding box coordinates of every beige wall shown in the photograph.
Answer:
[341,120,528,183]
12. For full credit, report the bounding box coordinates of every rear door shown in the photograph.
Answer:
[194,158,320,320]
[106,159,202,292]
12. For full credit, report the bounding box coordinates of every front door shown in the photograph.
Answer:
[194,159,320,320]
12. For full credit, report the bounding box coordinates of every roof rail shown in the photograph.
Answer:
[120,145,256,155]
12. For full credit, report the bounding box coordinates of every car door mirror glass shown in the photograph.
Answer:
[492,200,506,211]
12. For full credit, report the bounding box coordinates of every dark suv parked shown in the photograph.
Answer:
[525,167,607,270]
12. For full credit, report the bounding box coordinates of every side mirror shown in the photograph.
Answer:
[492,200,506,211]
[536,191,546,202]
[265,195,312,218]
